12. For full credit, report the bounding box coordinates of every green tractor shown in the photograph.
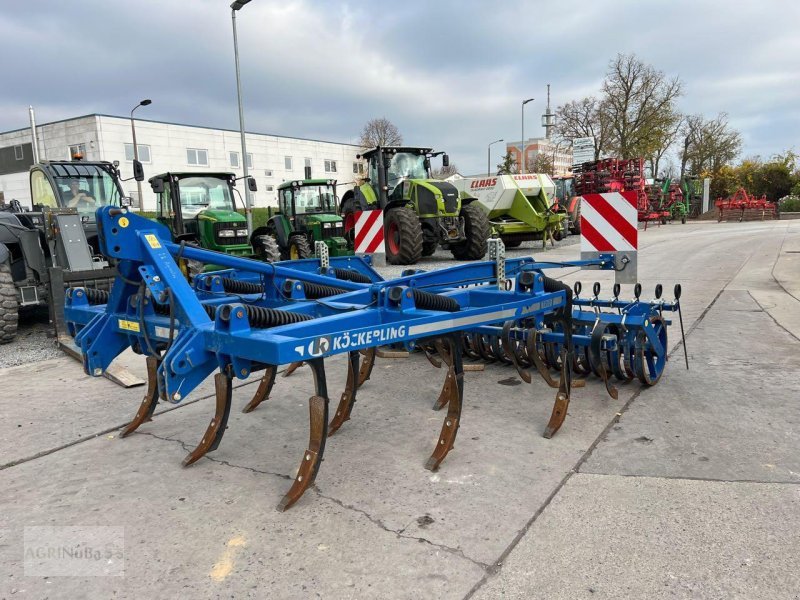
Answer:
[266,179,352,259]
[149,171,280,263]
[340,146,490,264]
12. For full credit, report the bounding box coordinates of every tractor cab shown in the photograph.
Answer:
[268,179,351,259]
[30,160,132,222]
[150,172,253,257]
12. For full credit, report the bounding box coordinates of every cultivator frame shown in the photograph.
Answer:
[65,207,685,510]
[716,188,777,222]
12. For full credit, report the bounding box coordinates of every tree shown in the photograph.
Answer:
[431,163,459,179]
[601,53,683,159]
[497,152,517,175]
[554,96,611,160]
[359,118,403,150]
[527,153,554,176]
[680,113,742,177]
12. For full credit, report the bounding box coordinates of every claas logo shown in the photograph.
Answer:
[470,178,497,189]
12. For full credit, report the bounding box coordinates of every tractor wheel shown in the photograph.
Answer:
[450,203,490,260]
[422,238,438,256]
[552,228,564,242]
[503,239,523,248]
[0,260,19,345]
[254,235,281,263]
[288,236,313,260]
[384,206,423,265]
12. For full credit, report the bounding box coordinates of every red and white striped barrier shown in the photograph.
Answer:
[580,191,638,252]
[354,209,385,254]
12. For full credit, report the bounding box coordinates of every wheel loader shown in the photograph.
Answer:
[340,146,490,264]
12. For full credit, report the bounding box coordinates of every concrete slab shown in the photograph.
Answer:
[471,473,800,600]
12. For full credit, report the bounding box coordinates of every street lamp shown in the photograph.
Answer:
[130,98,152,206]
[488,138,504,176]
[231,0,254,234]
[520,98,534,174]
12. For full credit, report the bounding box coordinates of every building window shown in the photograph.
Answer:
[14,145,24,160]
[68,143,86,159]
[353,162,364,175]
[229,151,239,168]
[264,170,273,177]
[284,156,293,170]
[187,148,208,166]
[264,185,274,192]
[124,143,151,163]
[325,160,337,173]
[246,153,253,169]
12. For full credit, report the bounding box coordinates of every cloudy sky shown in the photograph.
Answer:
[1,0,797,174]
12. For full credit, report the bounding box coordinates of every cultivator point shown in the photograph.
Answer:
[65,208,685,510]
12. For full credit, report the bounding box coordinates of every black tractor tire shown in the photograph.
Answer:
[254,234,281,263]
[288,235,313,260]
[552,227,564,242]
[0,260,19,344]
[384,206,423,265]
[503,239,523,248]
[422,238,438,256]
[451,203,490,260]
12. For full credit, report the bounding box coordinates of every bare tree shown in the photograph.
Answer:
[431,163,459,179]
[527,154,555,176]
[680,113,742,177]
[554,96,611,160]
[601,53,683,159]
[646,112,684,178]
[359,117,403,150]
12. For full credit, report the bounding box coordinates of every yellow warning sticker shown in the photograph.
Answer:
[144,234,161,249]
[118,319,141,332]
[118,217,129,228]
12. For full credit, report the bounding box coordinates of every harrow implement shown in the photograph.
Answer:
[65,208,685,510]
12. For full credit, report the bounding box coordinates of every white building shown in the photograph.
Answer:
[506,137,573,176]
[0,114,363,210]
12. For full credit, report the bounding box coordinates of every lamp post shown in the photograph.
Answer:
[488,138,504,176]
[231,0,253,234]
[520,97,534,174]
[130,98,152,206]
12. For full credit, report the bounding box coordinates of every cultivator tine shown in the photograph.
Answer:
[283,361,305,378]
[502,321,532,384]
[182,368,233,466]
[675,284,689,370]
[357,347,377,387]
[329,351,360,435]
[425,335,464,471]
[278,358,329,512]
[431,339,454,410]
[421,342,443,369]
[590,321,619,400]
[120,355,161,438]
[543,348,572,439]
[242,365,277,413]
[525,329,560,388]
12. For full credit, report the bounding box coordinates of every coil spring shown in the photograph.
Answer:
[412,289,460,312]
[303,281,348,299]
[222,278,263,295]
[73,287,110,305]
[333,268,372,284]
[204,303,311,328]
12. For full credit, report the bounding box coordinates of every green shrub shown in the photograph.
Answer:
[779,195,800,212]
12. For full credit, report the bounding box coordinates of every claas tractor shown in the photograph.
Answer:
[149,172,280,264]
[265,179,352,259]
[340,146,490,264]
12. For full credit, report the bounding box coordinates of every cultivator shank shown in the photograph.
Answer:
[65,208,684,510]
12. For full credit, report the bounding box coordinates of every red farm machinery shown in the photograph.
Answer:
[715,188,777,222]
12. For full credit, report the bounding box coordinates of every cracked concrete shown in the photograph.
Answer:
[1,220,799,598]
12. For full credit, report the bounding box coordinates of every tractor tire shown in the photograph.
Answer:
[254,234,281,263]
[450,203,490,261]
[384,207,423,265]
[422,238,438,256]
[0,260,19,345]
[503,239,523,248]
[288,236,313,260]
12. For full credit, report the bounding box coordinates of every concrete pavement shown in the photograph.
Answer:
[1,220,798,599]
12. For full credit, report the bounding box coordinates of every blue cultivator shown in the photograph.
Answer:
[65,207,685,510]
